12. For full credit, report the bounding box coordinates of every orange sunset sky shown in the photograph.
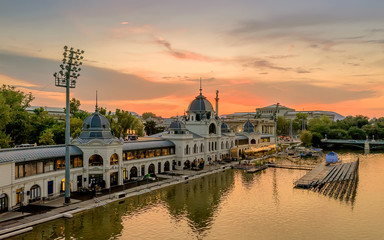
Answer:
[1,1,384,118]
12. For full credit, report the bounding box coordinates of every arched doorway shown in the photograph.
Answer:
[89,154,103,166]
[164,161,170,171]
[29,185,41,202]
[148,164,155,175]
[130,166,138,179]
[250,139,256,144]
[184,160,191,169]
[158,162,162,174]
[110,153,119,165]
[0,194,8,213]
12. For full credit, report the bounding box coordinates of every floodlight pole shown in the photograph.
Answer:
[64,53,71,204]
[54,46,84,204]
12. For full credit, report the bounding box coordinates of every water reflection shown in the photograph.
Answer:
[162,170,235,235]
[13,153,384,240]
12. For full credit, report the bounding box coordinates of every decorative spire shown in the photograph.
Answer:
[199,77,202,95]
[95,90,98,112]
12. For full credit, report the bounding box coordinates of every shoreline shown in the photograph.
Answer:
[0,163,235,239]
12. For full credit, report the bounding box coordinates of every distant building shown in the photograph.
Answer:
[255,104,344,122]
[26,106,66,121]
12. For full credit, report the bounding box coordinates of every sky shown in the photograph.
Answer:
[1,0,384,118]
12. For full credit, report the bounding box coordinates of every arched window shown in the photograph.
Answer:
[185,145,189,155]
[209,123,216,134]
[194,144,197,153]
[130,166,138,178]
[148,164,155,174]
[221,142,224,149]
[30,185,41,202]
[200,143,204,152]
[89,154,103,166]
[110,153,119,165]
[164,161,170,171]
[250,139,256,144]
[226,141,229,149]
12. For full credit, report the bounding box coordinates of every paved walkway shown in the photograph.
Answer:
[0,162,235,239]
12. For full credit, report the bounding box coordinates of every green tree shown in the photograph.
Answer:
[0,85,34,146]
[39,129,55,145]
[29,107,56,144]
[299,130,312,147]
[328,129,349,139]
[142,112,157,120]
[277,116,290,135]
[311,132,323,147]
[348,126,366,140]
[294,113,308,131]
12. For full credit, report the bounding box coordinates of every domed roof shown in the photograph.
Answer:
[187,94,214,112]
[78,110,114,140]
[169,119,186,130]
[221,122,230,133]
[243,120,254,133]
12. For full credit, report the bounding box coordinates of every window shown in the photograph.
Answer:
[89,154,103,166]
[110,153,119,165]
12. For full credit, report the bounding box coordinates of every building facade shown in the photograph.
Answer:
[0,89,275,213]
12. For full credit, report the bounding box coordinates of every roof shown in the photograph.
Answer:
[187,94,214,112]
[26,106,65,114]
[235,135,248,140]
[123,140,175,151]
[78,110,115,141]
[0,145,83,163]
[243,120,254,133]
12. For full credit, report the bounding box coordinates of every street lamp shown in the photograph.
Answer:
[54,46,84,204]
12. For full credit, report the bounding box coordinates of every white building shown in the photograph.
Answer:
[0,88,277,213]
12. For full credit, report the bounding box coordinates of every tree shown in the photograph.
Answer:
[29,107,56,144]
[144,120,157,136]
[70,98,81,115]
[348,126,366,140]
[311,132,323,147]
[0,85,34,146]
[142,112,157,120]
[299,130,312,147]
[277,116,290,135]
[328,129,349,139]
[308,116,331,137]
[39,129,55,145]
[294,113,308,131]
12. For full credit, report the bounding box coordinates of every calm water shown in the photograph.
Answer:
[14,153,384,240]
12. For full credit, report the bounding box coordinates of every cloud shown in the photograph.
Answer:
[230,80,376,105]
[155,37,224,62]
[240,57,311,74]
[0,51,191,103]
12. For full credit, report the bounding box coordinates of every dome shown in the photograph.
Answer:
[78,111,114,140]
[169,120,186,130]
[187,94,214,112]
[221,122,230,133]
[168,119,188,134]
[243,120,254,133]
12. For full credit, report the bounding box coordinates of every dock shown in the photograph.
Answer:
[267,163,315,171]
[294,159,359,201]
[246,165,267,173]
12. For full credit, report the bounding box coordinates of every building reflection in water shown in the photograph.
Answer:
[162,170,235,234]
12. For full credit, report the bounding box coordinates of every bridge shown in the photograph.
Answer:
[321,139,384,151]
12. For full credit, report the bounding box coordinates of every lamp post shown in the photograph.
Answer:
[54,46,84,204]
